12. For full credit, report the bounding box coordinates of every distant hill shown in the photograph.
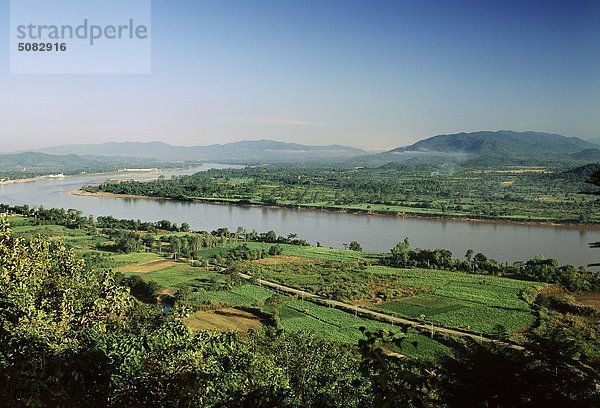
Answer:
[0,152,168,177]
[570,149,600,162]
[559,163,600,179]
[390,131,595,157]
[586,137,600,146]
[556,163,600,194]
[31,140,366,162]
[384,131,598,163]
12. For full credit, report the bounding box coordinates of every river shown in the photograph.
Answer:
[0,165,598,268]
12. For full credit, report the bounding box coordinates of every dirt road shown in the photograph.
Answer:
[238,272,525,350]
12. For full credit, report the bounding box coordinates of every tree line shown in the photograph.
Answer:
[382,237,600,291]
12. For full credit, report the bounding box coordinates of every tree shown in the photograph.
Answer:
[437,335,600,407]
[263,230,278,243]
[170,238,182,260]
[473,252,488,264]
[0,220,134,404]
[386,237,411,267]
[587,169,600,191]
[349,241,363,252]
[0,220,384,407]
[465,249,474,262]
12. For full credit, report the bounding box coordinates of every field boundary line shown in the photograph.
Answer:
[238,272,525,350]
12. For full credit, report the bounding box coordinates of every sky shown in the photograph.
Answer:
[0,0,599,152]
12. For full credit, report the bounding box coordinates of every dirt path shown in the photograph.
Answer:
[238,272,525,350]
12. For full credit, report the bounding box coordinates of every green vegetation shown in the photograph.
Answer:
[374,294,534,336]
[88,162,600,223]
[279,299,449,359]
[185,284,277,307]
[388,130,599,162]
[245,257,539,336]
[382,238,600,291]
[1,208,599,406]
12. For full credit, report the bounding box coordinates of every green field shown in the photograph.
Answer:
[124,264,221,290]
[111,252,163,268]
[189,284,277,307]
[279,299,450,359]
[5,216,549,359]
[368,266,540,334]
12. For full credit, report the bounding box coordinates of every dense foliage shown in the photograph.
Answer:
[88,163,600,223]
[0,221,388,407]
[1,213,599,406]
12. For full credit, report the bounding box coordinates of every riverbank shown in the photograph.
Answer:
[0,175,64,185]
[0,165,196,187]
[70,189,600,229]
[69,189,174,201]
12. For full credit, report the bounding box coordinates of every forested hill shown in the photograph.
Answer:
[389,131,597,161]
[29,140,366,162]
[0,152,169,178]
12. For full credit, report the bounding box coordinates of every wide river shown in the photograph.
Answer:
[0,165,598,268]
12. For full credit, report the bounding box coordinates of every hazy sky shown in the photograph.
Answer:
[1,0,599,152]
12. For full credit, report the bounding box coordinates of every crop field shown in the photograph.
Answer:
[123,264,220,290]
[12,224,78,236]
[189,284,276,307]
[5,215,34,227]
[114,256,228,291]
[3,215,554,360]
[111,252,163,268]
[248,258,376,300]
[368,266,540,334]
[243,253,542,336]
[279,299,450,360]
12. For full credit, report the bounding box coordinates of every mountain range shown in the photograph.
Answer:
[0,152,171,177]
[343,131,600,166]
[585,136,600,145]
[389,131,597,159]
[9,131,600,167]
[30,140,366,162]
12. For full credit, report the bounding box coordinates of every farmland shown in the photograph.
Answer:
[243,255,540,336]
[2,206,599,406]
[3,211,582,359]
[2,215,458,360]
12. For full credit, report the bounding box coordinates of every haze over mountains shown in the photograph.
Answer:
[587,136,600,145]
[6,131,599,169]
[0,152,170,176]
[30,140,366,162]
[390,131,597,158]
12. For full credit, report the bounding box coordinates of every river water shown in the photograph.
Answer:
[0,165,598,268]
